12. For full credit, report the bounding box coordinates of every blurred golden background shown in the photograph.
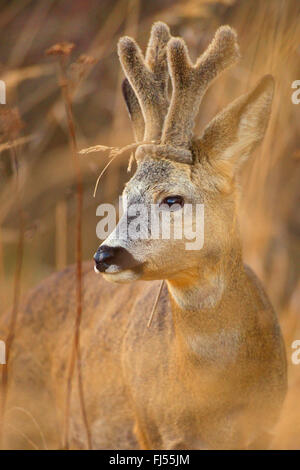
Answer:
[0,0,299,448]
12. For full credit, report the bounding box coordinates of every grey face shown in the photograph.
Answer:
[93,156,206,283]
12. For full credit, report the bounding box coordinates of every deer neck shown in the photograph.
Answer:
[166,241,244,341]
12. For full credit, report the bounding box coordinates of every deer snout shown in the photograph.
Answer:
[94,245,116,272]
[93,245,141,274]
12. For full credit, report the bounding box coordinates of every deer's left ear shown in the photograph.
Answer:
[198,75,274,171]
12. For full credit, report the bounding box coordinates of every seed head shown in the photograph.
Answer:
[46,42,75,57]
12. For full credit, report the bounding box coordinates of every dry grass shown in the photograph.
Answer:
[0,0,299,449]
[45,41,92,450]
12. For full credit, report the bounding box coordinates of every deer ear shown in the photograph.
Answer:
[198,75,274,172]
[122,78,144,142]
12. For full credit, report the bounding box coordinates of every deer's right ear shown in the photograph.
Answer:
[198,75,274,175]
[122,78,144,142]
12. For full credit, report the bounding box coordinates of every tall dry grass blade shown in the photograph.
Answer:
[0,0,32,30]
[89,142,149,197]
[47,44,92,450]
[55,199,68,271]
[9,1,53,68]
[147,281,164,328]
[79,144,112,155]
[3,64,54,89]
[79,141,149,156]
[0,134,35,154]
[7,406,48,450]
[93,153,120,198]
[0,144,24,447]
[88,0,128,59]
[7,424,39,450]
[27,0,126,166]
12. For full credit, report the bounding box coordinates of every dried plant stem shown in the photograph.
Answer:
[147,280,164,328]
[93,153,120,198]
[0,144,24,445]
[7,406,48,450]
[79,141,157,197]
[57,58,92,450]
[55,199,67,271]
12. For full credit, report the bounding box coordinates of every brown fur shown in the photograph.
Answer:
[0,261,287,449]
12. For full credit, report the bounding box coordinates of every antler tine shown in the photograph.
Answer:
[161,26,240,149]
[118,22,171,142]
[145,21,170,80]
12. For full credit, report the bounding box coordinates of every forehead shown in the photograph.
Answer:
[125,158,193,198]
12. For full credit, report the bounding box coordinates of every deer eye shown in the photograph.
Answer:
[159,195,184,211]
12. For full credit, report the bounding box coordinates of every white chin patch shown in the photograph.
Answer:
[94,265,100,274]
[104,264,122,274]
[103,269,141,283]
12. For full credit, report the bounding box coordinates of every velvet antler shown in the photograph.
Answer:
[118,22,171,142]
[161,26,240,151]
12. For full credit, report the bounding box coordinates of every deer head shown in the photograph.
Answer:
[94,22,274,285]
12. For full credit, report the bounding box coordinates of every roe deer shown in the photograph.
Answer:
[0,22,287,450]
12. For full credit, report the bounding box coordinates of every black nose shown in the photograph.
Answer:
[94,245,116,272]
[93,245,141,273]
